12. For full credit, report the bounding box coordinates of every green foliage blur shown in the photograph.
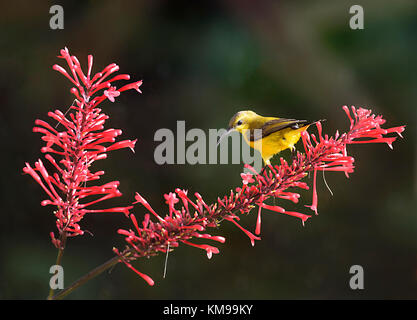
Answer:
[0,0,415,299]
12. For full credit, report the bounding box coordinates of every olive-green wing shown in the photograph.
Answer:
[248,118,309,141]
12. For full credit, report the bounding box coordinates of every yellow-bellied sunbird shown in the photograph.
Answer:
[219,110,322,166]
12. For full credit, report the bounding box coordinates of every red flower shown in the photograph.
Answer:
[23,48,142,247]
[241,172,255,185]
[115,106,405,285]
[104,86,120,102]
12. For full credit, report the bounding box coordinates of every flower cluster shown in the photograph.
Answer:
[23,48,142,248]
[115,106,405,285]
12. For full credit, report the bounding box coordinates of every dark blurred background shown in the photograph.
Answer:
[0,0,415,299]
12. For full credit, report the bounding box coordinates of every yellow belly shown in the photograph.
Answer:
[243,127,307,164]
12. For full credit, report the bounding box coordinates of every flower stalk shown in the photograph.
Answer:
[24,48,142,243]
[49,252,126,300]
[23,48,142,297]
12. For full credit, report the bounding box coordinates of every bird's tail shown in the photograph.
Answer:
[292,119,325,130]
[307,119,326,127]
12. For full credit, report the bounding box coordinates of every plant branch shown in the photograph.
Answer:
[49,251,128,300]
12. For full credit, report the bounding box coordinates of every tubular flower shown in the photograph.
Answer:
[23,48,142,247]
[116,106,405,285]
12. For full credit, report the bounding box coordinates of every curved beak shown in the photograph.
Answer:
[217,127,236,147]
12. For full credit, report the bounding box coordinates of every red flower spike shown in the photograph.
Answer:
[23,48,142,242]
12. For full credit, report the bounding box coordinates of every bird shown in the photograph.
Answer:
[218,110,323,166]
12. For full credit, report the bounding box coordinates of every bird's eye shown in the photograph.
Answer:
[237,120,243,126]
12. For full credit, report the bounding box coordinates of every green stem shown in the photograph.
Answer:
[49,253,124,300]
[47,233,67,300]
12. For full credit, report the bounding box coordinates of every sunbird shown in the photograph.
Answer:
[219,110,322,166]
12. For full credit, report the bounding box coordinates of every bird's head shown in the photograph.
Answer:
[228,110,259,133]
[217,110,259,147]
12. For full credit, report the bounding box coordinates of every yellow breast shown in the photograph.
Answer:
[242,126,308,163]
